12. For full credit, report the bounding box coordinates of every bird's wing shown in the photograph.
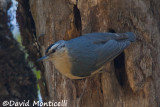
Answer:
[82,32,129,44]
[94,39,130,68]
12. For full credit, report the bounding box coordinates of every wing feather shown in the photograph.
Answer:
[95,40,130,67]
[82,32,129,44]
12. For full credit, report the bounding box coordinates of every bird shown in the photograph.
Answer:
[38,32,136,79]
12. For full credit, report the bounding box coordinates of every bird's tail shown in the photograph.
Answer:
[125,32,136,42]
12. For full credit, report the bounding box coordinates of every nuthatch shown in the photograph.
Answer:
[38,32,136,79]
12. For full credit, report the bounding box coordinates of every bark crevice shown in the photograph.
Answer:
[73,5,82,32]
[114,52,127,87]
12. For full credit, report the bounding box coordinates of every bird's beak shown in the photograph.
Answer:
[37,56,49,62]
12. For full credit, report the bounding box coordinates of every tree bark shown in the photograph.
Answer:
[0,0,37,105]
[17,0,160,107]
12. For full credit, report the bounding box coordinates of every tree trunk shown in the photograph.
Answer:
[17,0,160,107]
[0,0,37,105]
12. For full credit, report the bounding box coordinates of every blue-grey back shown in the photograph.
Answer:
[65,32,135,77]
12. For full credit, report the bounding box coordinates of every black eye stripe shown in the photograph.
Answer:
[52,49,56,53]
[45,44,65,55]
[61,45,65,47]
[45,43,55,54]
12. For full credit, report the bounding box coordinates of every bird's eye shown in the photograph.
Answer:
[61,45,65,47]
[52,49,56,53]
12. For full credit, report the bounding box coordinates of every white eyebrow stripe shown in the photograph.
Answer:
[50,44,59,50]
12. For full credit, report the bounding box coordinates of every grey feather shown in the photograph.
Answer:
[66,37,97,77]
[95,40,130,68]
